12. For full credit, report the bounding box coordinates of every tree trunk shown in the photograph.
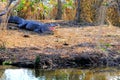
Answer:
[75,0,81,23]
[0,0,21,30]
[116,0,120,16]
[0,0,21,16]
[55,0,62,20]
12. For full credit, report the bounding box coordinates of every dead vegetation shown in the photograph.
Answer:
[0,0,120,68]
[0,22,119,67]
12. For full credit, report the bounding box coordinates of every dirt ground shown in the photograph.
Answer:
[0,21,120,68]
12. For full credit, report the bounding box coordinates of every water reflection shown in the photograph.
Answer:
[0,66,120,80]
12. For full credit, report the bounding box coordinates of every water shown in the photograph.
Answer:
[1,66,120,80]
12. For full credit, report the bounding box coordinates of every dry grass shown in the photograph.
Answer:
[5,24,120,54]
[0,22,119,66]
[0,28,7,51]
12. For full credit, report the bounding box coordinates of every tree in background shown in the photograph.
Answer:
[55,0,62,20]
[116,0,120,16]
[74,0,81,22]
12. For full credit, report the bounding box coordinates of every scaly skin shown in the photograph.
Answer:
[8,16,58,33]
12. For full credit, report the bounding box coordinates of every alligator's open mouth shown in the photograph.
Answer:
[49,27,56,31]
[48,25,60,31]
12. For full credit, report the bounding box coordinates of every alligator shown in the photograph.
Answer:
[8,16,58,33]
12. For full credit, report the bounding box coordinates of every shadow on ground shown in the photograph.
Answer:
[0,44,120,69]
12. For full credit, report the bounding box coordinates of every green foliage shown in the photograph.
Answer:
[14,0,52,19]
[2,61,12,65]
[15,0,26,11]
[35,56,40,64]
[63,0,75,9]
[34,55,40,66]
[100,43,112,51]
[102,2,109,6]
[1,0,6,2]
[32,0,41,3]
[104,43,111,48]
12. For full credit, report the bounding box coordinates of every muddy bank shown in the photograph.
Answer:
[0,47,120,69]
